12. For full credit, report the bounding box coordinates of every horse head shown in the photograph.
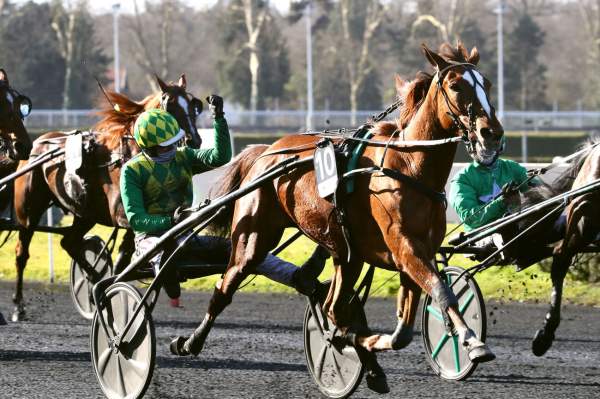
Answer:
[0,69,32,162]
[422,43,504,166]
[155,74,203,149]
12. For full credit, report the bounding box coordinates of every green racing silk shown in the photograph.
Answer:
[449,158,528,231]
[120,117,232,233]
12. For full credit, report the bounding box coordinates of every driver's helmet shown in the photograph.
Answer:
[469,135,506,167]
[133,108,183,149]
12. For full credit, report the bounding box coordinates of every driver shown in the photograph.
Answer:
[120,98,327,307]
[449,138,528,232]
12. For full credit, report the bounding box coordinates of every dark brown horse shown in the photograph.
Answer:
[0,68,33,211]
[174,43,504,387]
[11,75,203,321]
[513,139,600,356]
[0,68,32,326]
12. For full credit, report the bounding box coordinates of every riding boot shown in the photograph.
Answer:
[292,245,330,296]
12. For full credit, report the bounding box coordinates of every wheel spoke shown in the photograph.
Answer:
[120,292,129,331]
[340,346,360,363]
[431,333,450,360]
[426,305,444,322]
[459,292,475,315]
[315,344,327,381]
[329,349,347,387]
[97,347,113,376]
[126,358,147,380]
[73,276,86,296]
[307,316,320,333]
[115,355,127,397]
[454,283,470,301]
[451,333,461,373]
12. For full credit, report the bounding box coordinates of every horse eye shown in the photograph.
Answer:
[449,82,460,91]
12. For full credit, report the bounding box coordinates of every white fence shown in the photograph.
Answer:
[24,109,600,132]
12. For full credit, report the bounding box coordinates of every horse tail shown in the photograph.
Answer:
[209,144,269,237]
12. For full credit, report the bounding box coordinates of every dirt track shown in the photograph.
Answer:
[1,282,599,399]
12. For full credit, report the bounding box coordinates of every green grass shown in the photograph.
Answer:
[1,222,599,306]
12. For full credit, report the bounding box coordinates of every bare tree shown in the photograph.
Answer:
[51,0,78,109]
[577,0,600,107]
[128,0,176,91]
[237,0,270,114]
[338,0,388,123]
[410,0,476,43]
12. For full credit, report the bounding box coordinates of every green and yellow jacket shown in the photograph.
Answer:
[120,118,231,234]
[449,159,528,231]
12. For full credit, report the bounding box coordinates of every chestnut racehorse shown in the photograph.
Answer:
[174,43,504,388]
[0,68,33,211]
[11,75,203,321]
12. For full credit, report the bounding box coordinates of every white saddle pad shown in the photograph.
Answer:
[65,133,83,172]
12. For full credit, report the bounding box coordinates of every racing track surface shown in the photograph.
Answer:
[1,282,599,399]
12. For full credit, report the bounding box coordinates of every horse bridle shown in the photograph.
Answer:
[434,62,493,155]
[0,83,32,160]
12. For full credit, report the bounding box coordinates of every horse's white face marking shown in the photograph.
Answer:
[177,95,189,116]
[176,94,196,142]
[462,70,491,117]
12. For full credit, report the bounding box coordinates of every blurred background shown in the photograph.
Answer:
[1,0,600,161]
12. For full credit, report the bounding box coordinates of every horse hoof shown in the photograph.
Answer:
[366,370,390,394]
[468,342,496,363]
[532,329,554,357]
[169,336,190,356]
[11,307,25,322]
[0,311,7,325]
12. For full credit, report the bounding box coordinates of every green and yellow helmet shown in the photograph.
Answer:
[133,108,183,149]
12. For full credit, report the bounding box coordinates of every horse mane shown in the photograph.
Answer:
[93,91,161,138]
[522,137,600,206]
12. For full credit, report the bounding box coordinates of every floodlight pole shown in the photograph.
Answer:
[113,2,121,93]
[496,0,505,121]
[305,2,314,130]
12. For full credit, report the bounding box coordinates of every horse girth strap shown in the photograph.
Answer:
[342,166,446,206]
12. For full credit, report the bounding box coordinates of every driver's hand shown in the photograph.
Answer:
[171,206,193,225]
[501,182,520,208]
[206,95,224,119]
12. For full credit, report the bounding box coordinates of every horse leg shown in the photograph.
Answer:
[359,271,422,352]
[60,218,95,279]
[531,253,571,356]
[12,167,51,322]
[171,190,287,357]
[113,229,135,274]
[13,227,34,321]
[532,199,597,356]
[394,237,494,362]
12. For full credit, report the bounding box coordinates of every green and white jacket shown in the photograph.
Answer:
[120,117,231,234]
[449,159,529,231]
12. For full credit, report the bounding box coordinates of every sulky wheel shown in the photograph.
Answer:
[91,282,155,399]
[421,266,487,381]
[70,235,113,320]
[303,293,365,398]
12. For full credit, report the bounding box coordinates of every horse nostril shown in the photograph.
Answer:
[14,141,31,159]
[479,127,493,140]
